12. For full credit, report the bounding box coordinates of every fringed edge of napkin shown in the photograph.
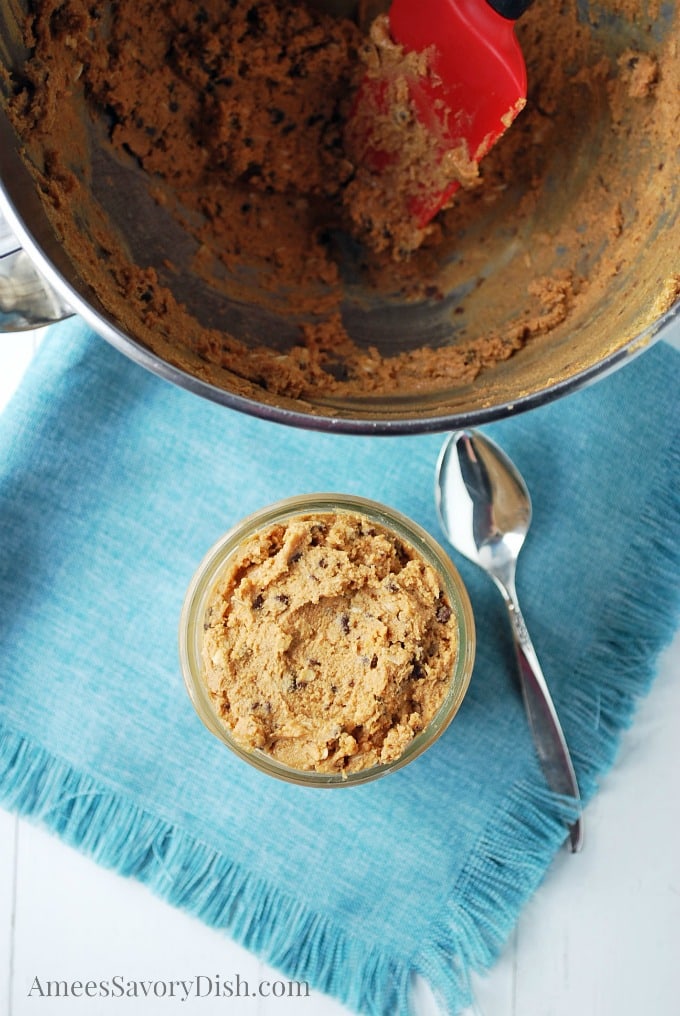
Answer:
[0,724,418,1014]
[414,431,680,1014]
[1,439,679,1016]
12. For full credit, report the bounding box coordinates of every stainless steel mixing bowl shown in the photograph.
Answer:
[1,0,678,433]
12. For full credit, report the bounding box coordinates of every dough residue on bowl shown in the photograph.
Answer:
[4,0,679,407]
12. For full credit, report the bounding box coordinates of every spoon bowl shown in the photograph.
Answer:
[435,428,583,851]
[437,428,531,582]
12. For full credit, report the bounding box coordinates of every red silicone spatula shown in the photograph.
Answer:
[350,0,532,229]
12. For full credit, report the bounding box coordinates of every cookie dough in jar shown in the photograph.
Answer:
[179,494,475,785]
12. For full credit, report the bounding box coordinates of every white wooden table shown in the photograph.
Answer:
[1,328,678,1016]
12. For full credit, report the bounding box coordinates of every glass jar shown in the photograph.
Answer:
[179,493,475,786]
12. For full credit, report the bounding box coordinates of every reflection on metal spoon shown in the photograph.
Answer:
[435,428,583,852]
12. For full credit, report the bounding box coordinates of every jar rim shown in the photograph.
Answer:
[179,492,476,787]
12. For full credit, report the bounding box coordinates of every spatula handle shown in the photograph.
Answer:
[486,0,534,20]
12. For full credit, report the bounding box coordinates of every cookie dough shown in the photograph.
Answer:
[201,512,459,773]
[4,0,678,404]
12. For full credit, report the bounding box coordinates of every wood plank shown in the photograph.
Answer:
[0,809,18,1016]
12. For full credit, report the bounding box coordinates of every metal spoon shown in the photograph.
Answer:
[435,429,583,852]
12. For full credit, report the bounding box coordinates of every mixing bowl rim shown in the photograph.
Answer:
[1,178,676,436]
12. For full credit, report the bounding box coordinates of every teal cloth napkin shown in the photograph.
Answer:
[1,319,679,1015]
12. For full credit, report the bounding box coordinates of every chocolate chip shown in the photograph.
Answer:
[252,594,264,609]
[436,602,451,624]
[309,522,327,545]
[370,654,378,669]
[287,672,308,693]
[410,660,426,680]
[394,541,410,566]
[246,6,262,30]
[339,613,350,635]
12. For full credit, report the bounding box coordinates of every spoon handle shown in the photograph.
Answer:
[497,578,583,852]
